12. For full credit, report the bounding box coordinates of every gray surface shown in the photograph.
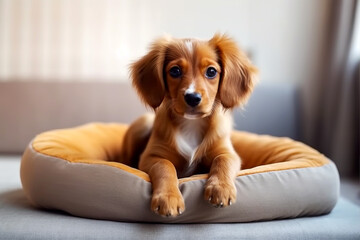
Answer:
[234,83,299,140]
[0,82,148,153]
[1,157,360,240]
[0,82,298,153]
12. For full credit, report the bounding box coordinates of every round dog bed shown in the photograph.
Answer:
[20,123,339,223]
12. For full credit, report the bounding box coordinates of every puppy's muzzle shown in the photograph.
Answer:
[184,92,202,107]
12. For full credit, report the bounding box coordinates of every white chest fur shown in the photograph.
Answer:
[175,118,204,165]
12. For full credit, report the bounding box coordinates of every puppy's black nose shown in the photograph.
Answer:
[184,93,202,107]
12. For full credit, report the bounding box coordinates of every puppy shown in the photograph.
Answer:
[121,34,257,217]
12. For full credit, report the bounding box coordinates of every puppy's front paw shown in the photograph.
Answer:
[151,188,185,217]
[204,177,237,208]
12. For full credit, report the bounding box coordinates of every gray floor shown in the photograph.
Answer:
[1,155,360,240]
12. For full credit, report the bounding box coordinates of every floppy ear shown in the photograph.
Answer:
[130,37,171,109]
[209,34,258,108]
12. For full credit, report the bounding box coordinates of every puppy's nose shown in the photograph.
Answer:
[184,92,202,107]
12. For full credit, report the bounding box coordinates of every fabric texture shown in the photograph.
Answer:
[314,0,360,178]
[20,123,340,223]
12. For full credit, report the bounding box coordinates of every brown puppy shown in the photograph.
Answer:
[122,34,257,217]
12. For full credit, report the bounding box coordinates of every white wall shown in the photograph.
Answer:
[0,0,331,84]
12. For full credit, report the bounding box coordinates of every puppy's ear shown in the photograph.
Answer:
[130,37,170,109]
[209,34,258,108]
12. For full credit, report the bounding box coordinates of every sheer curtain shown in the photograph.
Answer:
[0,0,156,81]
[316,0,360,178]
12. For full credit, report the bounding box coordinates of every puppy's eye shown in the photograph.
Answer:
[205,67,217,79]
[169,66,182,78]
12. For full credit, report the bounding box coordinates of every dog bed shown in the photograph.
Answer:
[20,123,339,223]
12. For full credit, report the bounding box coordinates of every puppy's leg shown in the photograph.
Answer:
[139,157,185,217]
[120,113,154,167]
[204,139,240,208]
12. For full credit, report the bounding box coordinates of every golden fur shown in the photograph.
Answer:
[121,34,257,217]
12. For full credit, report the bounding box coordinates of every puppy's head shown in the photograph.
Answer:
[131,34,257,119]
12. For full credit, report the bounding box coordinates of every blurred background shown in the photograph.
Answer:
[0,0,359,181]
